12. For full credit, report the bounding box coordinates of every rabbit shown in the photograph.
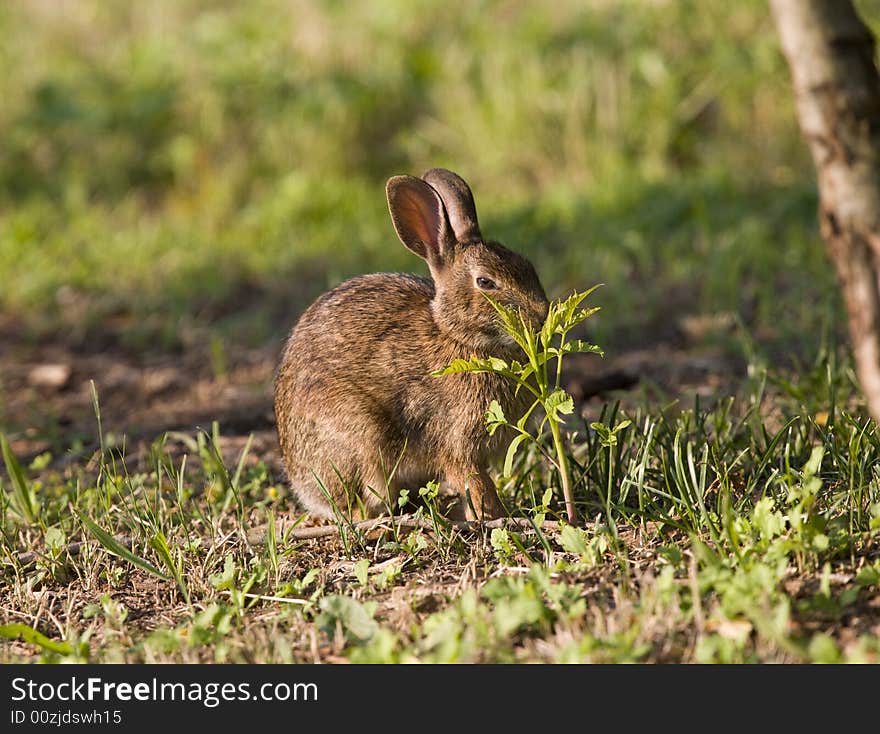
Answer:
[273,168,549,521]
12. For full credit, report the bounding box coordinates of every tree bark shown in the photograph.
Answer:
[771,0,880,423]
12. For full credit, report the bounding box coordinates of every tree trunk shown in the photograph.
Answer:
[771,0,880,423]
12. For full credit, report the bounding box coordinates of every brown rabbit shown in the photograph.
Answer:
[274,168,549,521]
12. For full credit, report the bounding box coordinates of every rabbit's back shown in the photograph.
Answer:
[278,272,436,386]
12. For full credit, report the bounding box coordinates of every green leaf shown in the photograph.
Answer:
[485,400,507,435]
[558,290,590,321]
[148,531,176,574]
[77,511,171,581]
[301,567,321,587]
[588,418,629,448]
[1,433,39,524]
[484,296,521,330]
[318,595,378,642]
[210,555,237,590]
[658,545,683,566]
[590,421,610,439]
[490,527,513,556]
[419,480,440,501]
[803,445,825,477]
[353,558,370,586]
[856,563,880,588]
[483,295,531,352]
[562,285,602,312]
[546,389,574,418]
[566,306,602,329]
[397,488,410,509]
[565,339,605,356]
[751,498,785,542]
[540,313,558,348]
[503,433,530,478]
[839,587,860,607]
[433,356,509,377]
[431,358,472,376]
[558,525,591,555]
[44,527,66,554]
[149,531,190,603]
[0,623,76,656]
[807,633,840,663]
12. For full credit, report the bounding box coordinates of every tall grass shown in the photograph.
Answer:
[0,0,869,352]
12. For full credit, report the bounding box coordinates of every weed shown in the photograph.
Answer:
[436,287,603,522]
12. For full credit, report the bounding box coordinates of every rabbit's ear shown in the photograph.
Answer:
[422,168,482,244]
[386,175,452,263]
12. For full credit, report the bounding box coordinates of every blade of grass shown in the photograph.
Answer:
[1,434,39,524]
[231,433,254,490]
[267,507,278,581]
[77,511,171,581]
[149,531,190,603]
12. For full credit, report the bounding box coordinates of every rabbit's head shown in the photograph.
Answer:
[386,168,549,353]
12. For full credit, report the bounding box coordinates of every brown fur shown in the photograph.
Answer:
[273,169,548,520]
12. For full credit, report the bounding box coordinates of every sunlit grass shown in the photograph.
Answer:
[1,351,878,663]
[0,0,848,355]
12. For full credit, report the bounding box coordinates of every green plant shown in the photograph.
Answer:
[435,287,603,523]
[1,434,40,525]
[0,623,90,662]
[77,511,172,583]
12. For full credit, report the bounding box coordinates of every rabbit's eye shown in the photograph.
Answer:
[475,277,497,290]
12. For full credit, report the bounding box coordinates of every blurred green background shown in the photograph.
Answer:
[3,0,880,358]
